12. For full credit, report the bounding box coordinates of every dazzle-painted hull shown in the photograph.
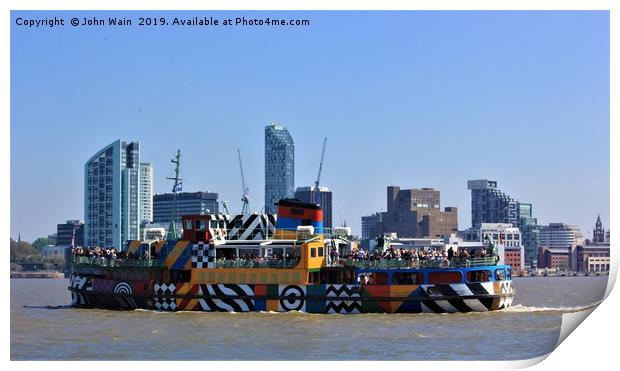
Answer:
[69,276,514,313]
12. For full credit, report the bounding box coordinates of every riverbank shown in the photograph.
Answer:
[10,271,65,279]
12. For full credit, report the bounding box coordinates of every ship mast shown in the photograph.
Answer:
[166,149,182,241]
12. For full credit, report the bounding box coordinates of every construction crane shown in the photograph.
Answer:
[314,137,327,191]
[313,137,327,206]
[237,148,250,215]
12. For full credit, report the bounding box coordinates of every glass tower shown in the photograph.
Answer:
[264,123,295,214]
[84,140,141,249]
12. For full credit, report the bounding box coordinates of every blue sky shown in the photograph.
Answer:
[10,10,609,242]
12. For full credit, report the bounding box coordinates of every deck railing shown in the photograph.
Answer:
[329,257,498,269]
[71,256,162,268]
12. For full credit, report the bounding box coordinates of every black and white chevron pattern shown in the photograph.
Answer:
[226,214,277,240]
[198,284,254,312]
[70,274,91,306]
[153,282,177,311]
[326,284,362,314]
[497,281,514,309]
[419,283,498,313]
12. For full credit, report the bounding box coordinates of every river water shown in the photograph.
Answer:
[10,276,609,361]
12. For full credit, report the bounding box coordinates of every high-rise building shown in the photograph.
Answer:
[467,179,518,228]
[593,214,606,243]
[294,186,332,229]
[516,202,541,268]
[84,140,141,249]
[365,186,458,239]
[361,212,383,239]
[265,123,294,214]
[539,223,584,271]
[468,180,541,267]
[56,220,84,247]
[152,191,219,224]
[140,163,153,226]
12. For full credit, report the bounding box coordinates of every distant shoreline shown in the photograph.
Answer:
[10,271,65,279]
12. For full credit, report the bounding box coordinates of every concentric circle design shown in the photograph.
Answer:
[279,285,304,311]
[114,281,137,308]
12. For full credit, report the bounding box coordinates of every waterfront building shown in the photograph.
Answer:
[462,223,524,269]
[152,191,219,224]
[539,223,584,271]
[364,186,458,239]
[84,140,141,249]
[576,244,610,272]
[265,123,295,214]
[593,214,606,244]
[56,220,84,247]
[294,186,332,229]
[140,163,153,226]
[538,247,571,271]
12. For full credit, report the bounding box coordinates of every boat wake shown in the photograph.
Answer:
[503,301,601,314]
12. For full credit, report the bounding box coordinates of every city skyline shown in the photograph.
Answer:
[10,10,610,241]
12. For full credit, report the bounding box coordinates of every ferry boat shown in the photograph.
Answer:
[68,198,515,314]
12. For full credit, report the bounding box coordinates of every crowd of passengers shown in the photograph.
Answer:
[330,244,496,265]
[216,252,301,264]
[71,246,150,260]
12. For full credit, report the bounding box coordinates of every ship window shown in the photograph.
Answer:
[209,220,218,229]
[219,220,226,228]
[506,268,512,280]
[318,246,324,257]
[183,220,193,230]
[428,272,462,284]
[235,219,243,228]
[495,269,506,281]
[392,272,422,285]
[196,220,207,231]
[467,270,491,283]
[311,248,316,257]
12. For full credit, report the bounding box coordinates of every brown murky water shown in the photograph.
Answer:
[10,276,608,360]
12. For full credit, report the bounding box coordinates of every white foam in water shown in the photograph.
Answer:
[504,300,602,313]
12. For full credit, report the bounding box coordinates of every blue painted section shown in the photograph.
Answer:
[276,216,324,233]
[157,240,179,264]
[306,284,326,313]
[395,287,423,313]
[254,299,266,311]
[171,243,192,270]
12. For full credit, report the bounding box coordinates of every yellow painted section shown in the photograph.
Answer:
[273,230,297,240]
[127,240,141,254]
[164,240,190,268]
[267,300,279,312]
[191,268,309,284]
[305,238,326,269]
[176,282,199,310]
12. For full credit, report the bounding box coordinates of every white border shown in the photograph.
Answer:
[3,1,616,371]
